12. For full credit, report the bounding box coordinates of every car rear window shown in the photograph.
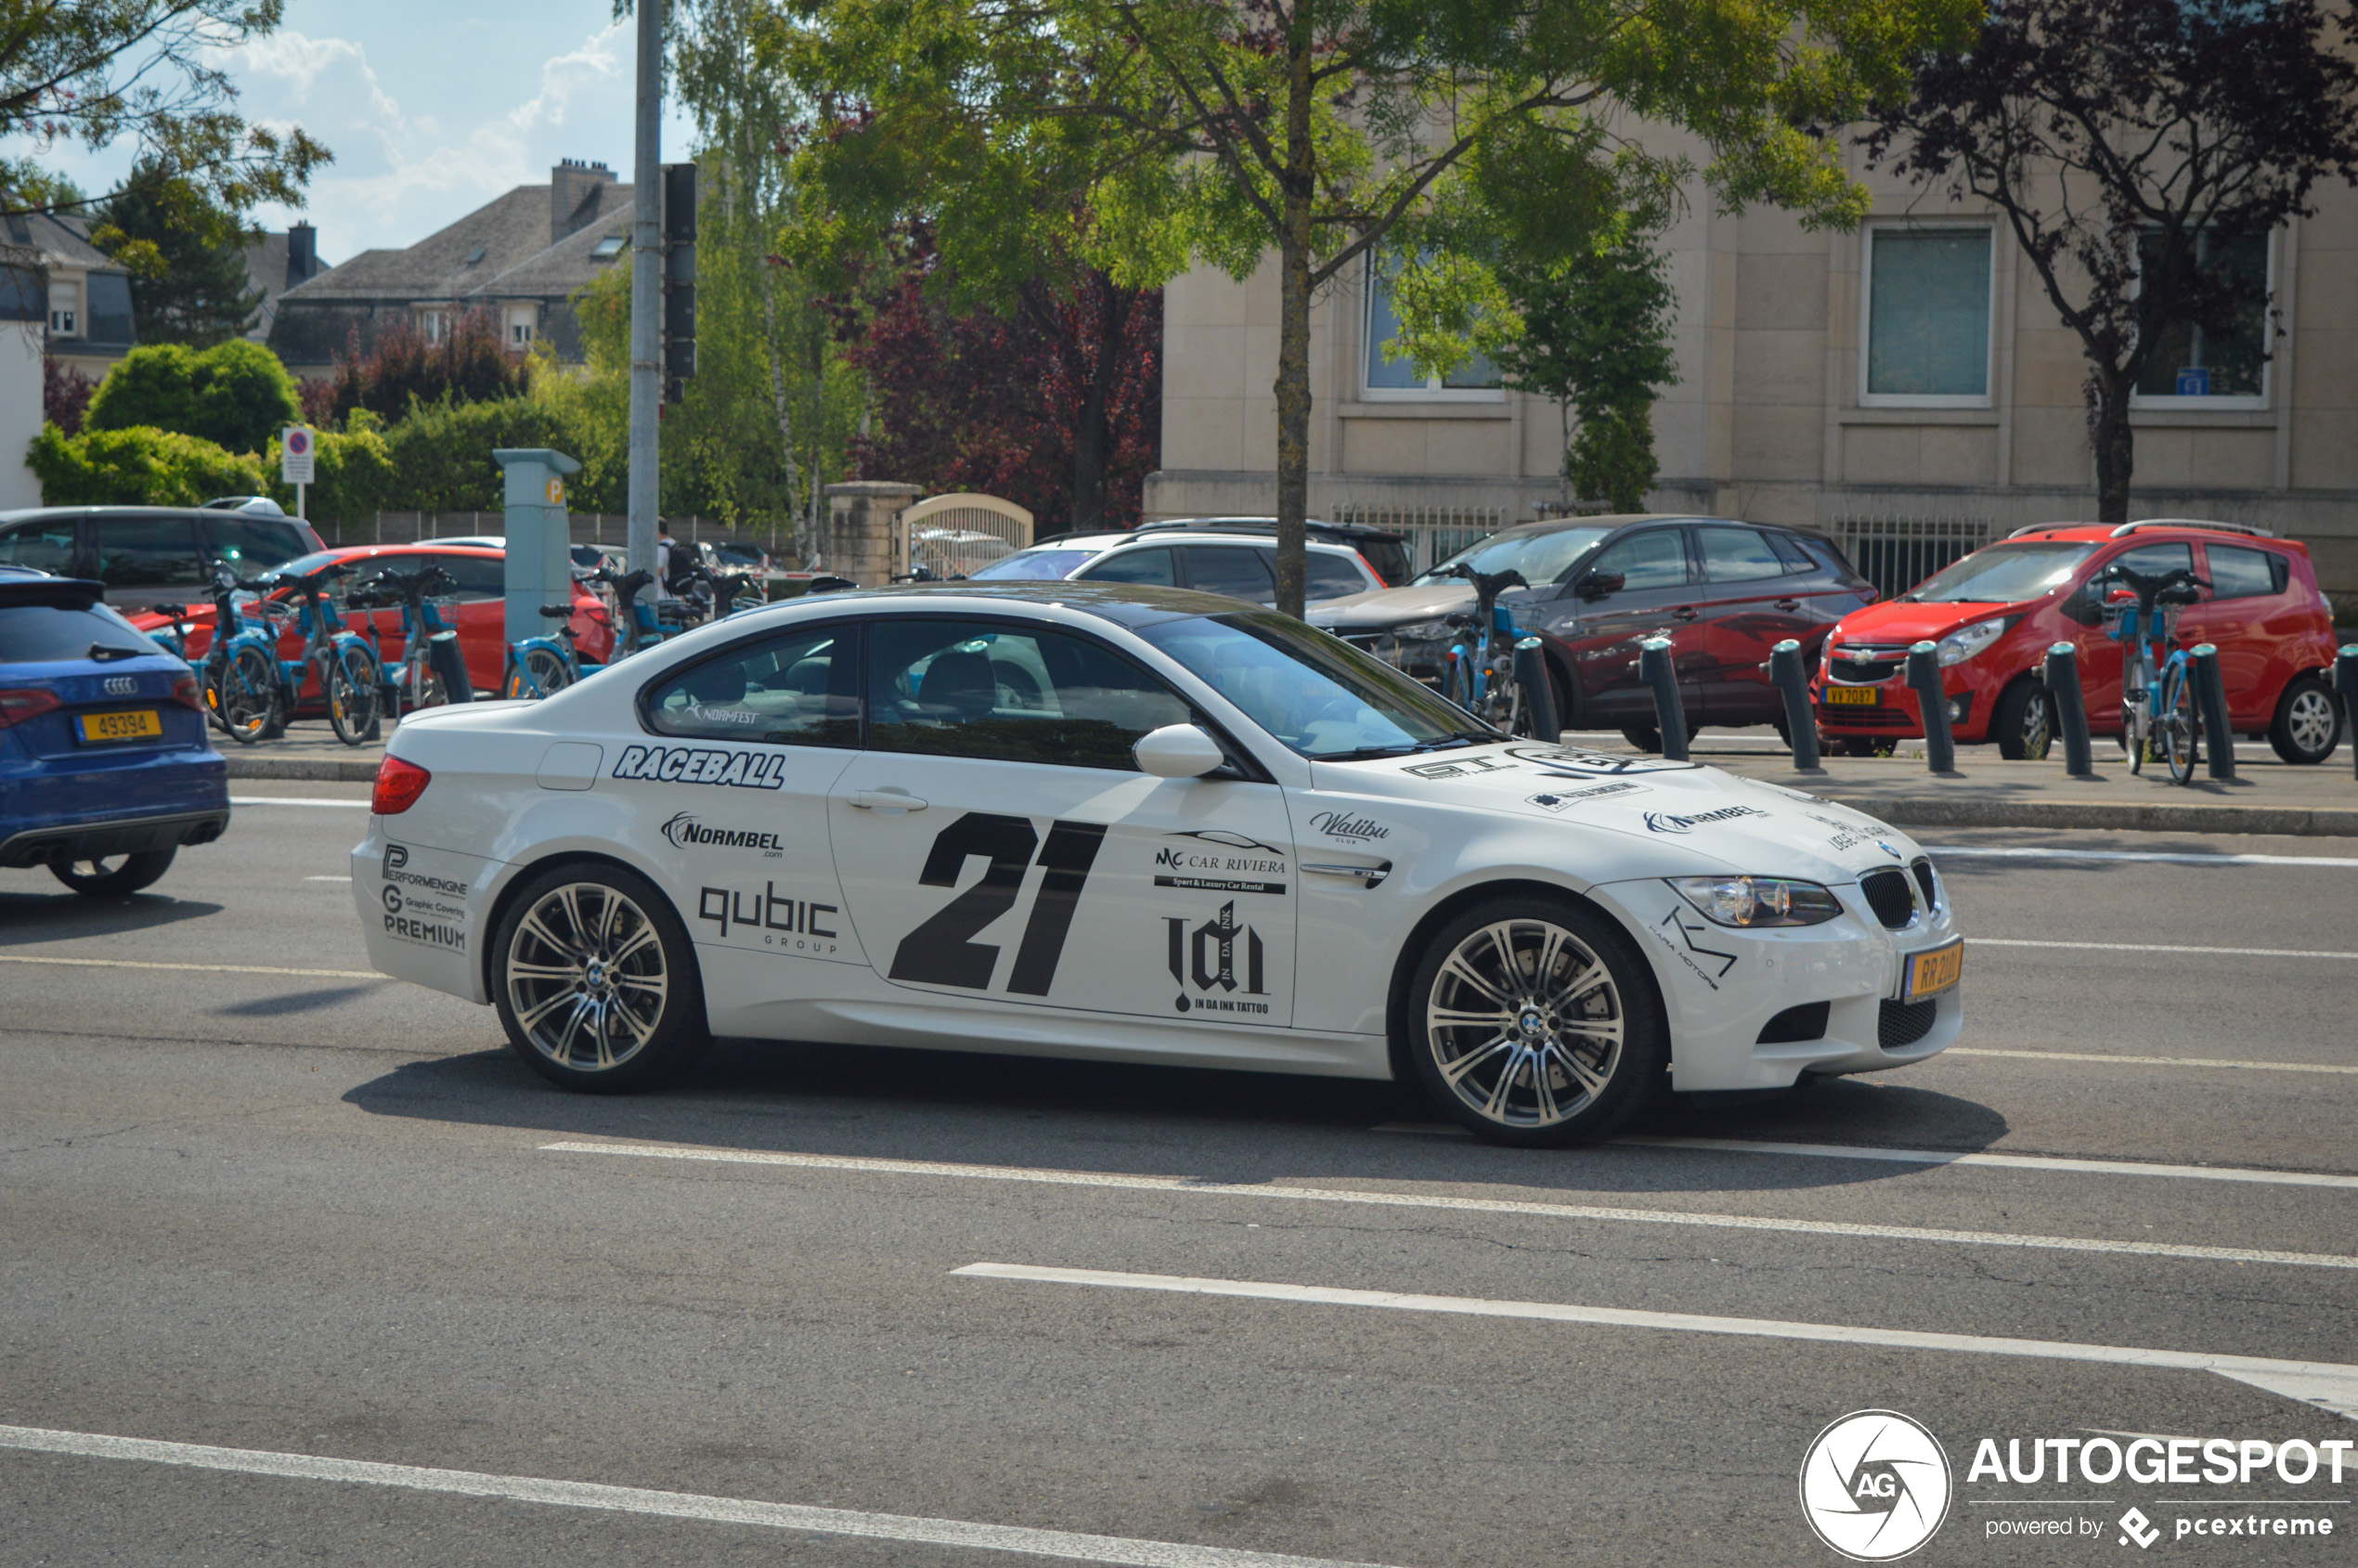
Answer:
[1182,545,1275,601]
[1352,537,1412,587]
[2207,544,2290,599]
[1696,526,1788,583]
[1305,551,1370,601]
[0,603,149,664]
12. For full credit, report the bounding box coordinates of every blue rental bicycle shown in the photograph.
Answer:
[257,559,382,746]
[201,559,300,744]
[1438,564,1556,737]
[2097,559,2211,784]
[500,564,691,699]
[143,602,197,661]
[350,563,473,720]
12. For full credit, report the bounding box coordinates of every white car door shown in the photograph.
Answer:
[828,615,1298,1026]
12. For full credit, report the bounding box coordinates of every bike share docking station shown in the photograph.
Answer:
[495,447,582,646]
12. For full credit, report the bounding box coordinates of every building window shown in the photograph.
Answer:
[507,305,537,347]
[48,279,80,337]
[1860,226,1992,406]
[418,309,447,344]
[2132,229,2270,405]
[1363,254,1501,399]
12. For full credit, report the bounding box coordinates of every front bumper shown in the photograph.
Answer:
[1814,678,1982,741]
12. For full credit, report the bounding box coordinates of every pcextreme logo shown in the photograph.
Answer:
[1799,1410,1952,1562]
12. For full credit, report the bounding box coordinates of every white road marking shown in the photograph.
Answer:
[952,1264,2358,1422]
[304,875,353,883]
[1948,1047,2358,1075]
[1975,938,2358,960]
[228,797,370,808]
[1617,1136,2358,1189]
[0,955,378,980]
[539,1142,2358,1268]
[1924,845,2358,868]
[0,1424,1386,1568]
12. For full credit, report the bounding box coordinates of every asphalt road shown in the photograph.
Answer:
[4,783,2355,1566]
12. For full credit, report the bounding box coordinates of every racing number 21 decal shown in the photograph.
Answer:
[887,813,1107,996]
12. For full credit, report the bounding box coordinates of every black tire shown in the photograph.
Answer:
[1991,674,2055,761]
[51,849,175,897]
[490,861,709,1093]
[1836,735,1897,758]
[1400,894,1667,1147]
[2268,674,2343,766]
[327,644,380,746]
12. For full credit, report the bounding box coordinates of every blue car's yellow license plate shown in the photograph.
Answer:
[1904,940,1964,1001]
[76,708,164,744]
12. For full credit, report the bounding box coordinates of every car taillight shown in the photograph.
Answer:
[0,689,62,729]
[373,755,432,815]
[170,674,202,711]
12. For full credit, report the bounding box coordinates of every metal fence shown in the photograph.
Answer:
[1831,514,1995,600]
[897,493,1033,579]
[1328,503,1507,576]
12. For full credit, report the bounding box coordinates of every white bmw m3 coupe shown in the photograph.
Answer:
[355,581,1963,1146]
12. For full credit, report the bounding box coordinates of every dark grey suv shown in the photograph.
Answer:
[0,507,328,608]
[1307,513,1876,748]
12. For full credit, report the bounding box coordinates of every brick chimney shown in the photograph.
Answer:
[285,222,317,288]
[551,158,616,245]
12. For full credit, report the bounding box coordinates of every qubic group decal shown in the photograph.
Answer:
[611,745,788,790]
[1799,1410,1952,1562]
[697,882,842,956]
[1165,901,1269,1016]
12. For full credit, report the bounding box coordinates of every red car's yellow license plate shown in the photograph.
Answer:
[1826,685,1879,706]
[76,708,164,744]
[1905,940,1964,1001]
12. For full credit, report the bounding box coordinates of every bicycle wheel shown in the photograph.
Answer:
[2161,663,2198,784]
[327,644,381,746]
[506,645,573,700]
[215,645,279,745]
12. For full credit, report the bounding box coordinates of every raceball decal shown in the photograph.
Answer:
[1642,805,1766,835]
[698,883,840,955]
[1526,782,1647,812]
[1403,754,1516,780]
[1799,1410,1951,1562]
[1154,832,1287,896]
[610,745,788,790]
[1308,810,1388,842]
[1165,901,1269,1016]
[1654,908,1735,989]
[888,813,1108,996]
[1504,744,1701,778]
[660,811,785,855]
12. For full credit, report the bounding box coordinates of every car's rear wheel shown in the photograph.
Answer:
[1403,896,1666,1147]
[51,849,175,897]
[2269,675,2342,765]
[1992,675,2054,761]
[1835,735,1897,758]
[492,862,708,1093]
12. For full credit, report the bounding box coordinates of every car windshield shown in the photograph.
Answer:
[1136,611,1492,758]
[1910,541,2097,603]
[968,548,1096,581]
[1414,526,1613,587]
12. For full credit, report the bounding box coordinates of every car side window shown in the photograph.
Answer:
[1305,551,1368,601]
[2100,542,2196,586]
[1768,532,1817,573]
[432,553,507,601]
[1182,545,1276,603]
[1077,547,1174,587]
[88,514,204,588]
[206,515,307,572]
[867,617,1191,769]
[1588,529,1689,590]
[643,625,860,745]
[1696,526,1788,584]
[0,519,77,572]
[2206,544,2287,600]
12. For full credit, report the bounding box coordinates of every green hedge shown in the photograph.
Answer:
[28,422,270,507]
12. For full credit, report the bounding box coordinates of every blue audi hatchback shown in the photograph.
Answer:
[0,567,227,896]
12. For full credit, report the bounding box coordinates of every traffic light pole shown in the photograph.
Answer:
[627,0,663,580]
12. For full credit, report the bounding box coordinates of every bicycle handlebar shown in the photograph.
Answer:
[2096,563,2211,616]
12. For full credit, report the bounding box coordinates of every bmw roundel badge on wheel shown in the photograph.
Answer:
[349,579,1963,1140]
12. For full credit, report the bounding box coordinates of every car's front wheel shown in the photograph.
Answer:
[1403,896,1666,1147]
[1992,674,2054,761]
[2269,674,2343,765]
[491,862,708,1093]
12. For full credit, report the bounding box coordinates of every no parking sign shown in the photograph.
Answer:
[280,425,315,485]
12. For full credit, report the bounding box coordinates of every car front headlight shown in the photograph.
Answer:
[1393,618,1458,641]
[1936,620,2005,667]
[1668,875,1845,928]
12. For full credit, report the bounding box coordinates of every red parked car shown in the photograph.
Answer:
[129,543,615,703]
[1814,521,2345,764]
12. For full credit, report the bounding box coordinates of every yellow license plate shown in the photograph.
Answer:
[75,708,164,744]
[1905,940,1964,1002]
[1826,685,1880,706]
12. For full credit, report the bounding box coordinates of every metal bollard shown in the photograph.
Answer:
[1906,640,1957,773]
[1767,638,1821,771]
[1639,637,1689,761]
[427,629,474,703]
[2042,641,2093,777]
[1512,637,1561,743]
[2338,644,2358,782]
[2191,643,2235,781]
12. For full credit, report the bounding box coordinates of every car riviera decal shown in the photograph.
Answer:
[1525,782,1648,812]
[1308,810,1388,842]
[698,883,840,954]
[1642,806,1767,835]
[1153,837,1287,896]
[1504,745,1701,778]
[1166,829,1289,858]
[660,811,785,856]
[1402,754,1516,780]
[887,813,1107,995]
[1165,902,1269,1015]
[610,745,788,789]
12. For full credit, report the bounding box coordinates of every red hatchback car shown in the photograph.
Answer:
[1814,521,2345,764]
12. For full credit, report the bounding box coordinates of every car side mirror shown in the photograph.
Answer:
[1134,723,1228,779]
[1574,568,1625,600]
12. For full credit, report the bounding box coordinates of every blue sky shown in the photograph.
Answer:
[26,1,698,264]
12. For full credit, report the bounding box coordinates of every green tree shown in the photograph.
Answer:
[28,422,267,506]
[84,340,302,455]
[90,160,263,343]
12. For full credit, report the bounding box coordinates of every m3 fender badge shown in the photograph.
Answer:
[612,745,787,789]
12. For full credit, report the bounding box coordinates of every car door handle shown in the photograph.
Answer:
[1670,606,1699,621]
[1776,599,1802,612]
[847,789,928,812]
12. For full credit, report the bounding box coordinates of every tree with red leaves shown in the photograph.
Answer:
[327,305,528,426]
[42,357,95,434]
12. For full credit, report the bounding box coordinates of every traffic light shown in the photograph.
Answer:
[661,162,697,405]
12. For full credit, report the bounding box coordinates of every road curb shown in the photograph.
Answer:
[1830,794,2358,838]
[222,757,381,783]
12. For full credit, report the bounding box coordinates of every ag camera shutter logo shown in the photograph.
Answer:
[1799,1410,1952,1561]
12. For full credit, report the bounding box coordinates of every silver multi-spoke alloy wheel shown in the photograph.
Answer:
[505,881,670,1074]
[1424,916,1626,1133]
[2286,687,2337,757]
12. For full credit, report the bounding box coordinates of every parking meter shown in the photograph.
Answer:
[494,447,583,646]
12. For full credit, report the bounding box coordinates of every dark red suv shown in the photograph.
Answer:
[1814,522,2344,764]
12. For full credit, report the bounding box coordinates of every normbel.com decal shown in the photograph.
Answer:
[610,745,789,789]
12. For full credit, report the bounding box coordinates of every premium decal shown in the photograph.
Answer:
[1526,782,1647,811]
[1505,745,1701,778]
[887,813,1108,995]
[1154,833,1287,896]
[698,882,840,954]
[610,745,788,790]
[1642,805,1767,835]
[1651,908,1735,991]
[1308,810,1388,842]
[1165,901,1269,1016]
[661,811,785,855]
